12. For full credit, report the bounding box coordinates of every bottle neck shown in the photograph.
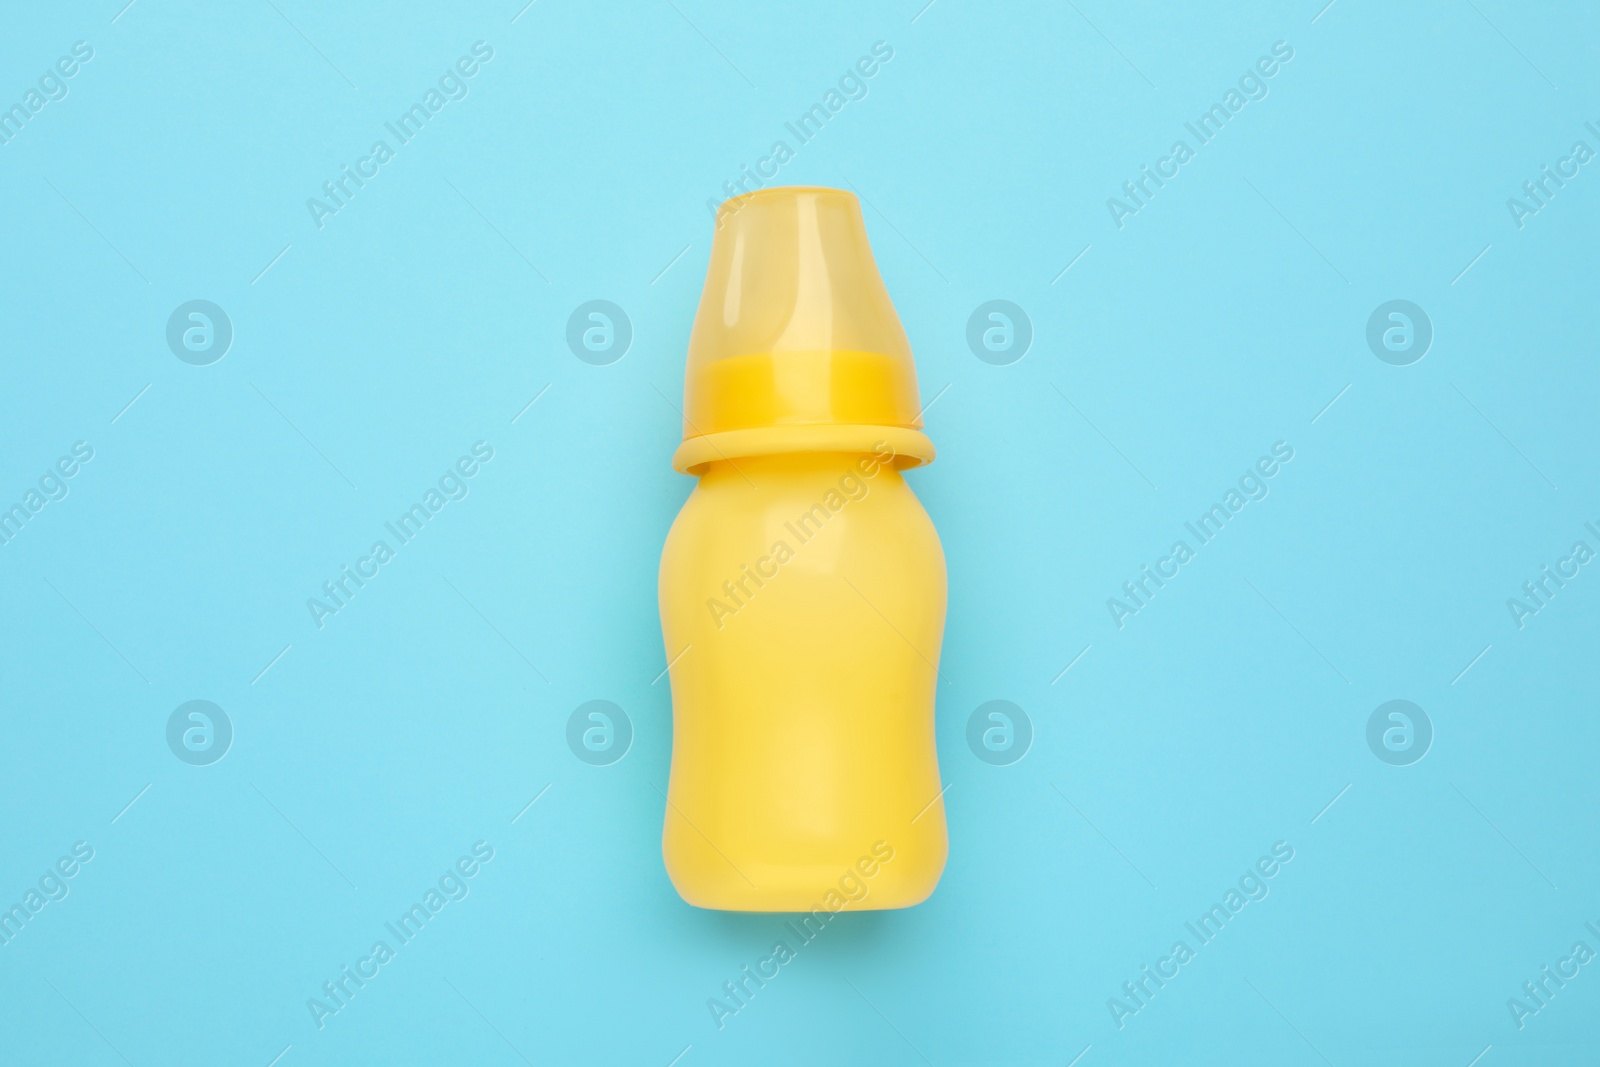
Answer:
[672,424,933,476]
[701,449,904,489]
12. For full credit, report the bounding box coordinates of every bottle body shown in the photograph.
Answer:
[658,448,947,911]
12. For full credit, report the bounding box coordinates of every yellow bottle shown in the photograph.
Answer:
[659,186,947,911]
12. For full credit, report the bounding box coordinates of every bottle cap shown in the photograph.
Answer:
[673,186,935,474]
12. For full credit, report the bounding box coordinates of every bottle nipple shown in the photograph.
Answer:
[674,186,935,475]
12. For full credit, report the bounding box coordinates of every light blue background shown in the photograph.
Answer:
[2,1,1597,1064]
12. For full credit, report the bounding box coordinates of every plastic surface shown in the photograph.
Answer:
[659,187,948,911]
[673,187,934,474]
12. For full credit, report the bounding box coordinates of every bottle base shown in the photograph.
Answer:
[664,839,944,913]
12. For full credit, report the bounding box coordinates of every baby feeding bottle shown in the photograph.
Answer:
[658,186,947,911]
